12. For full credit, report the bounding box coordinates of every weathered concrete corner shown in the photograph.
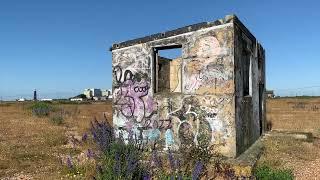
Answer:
[225,138,264,177]
[111,14,266,158]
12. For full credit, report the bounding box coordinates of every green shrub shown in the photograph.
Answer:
[30,102,53,117]
[255,165,294,180]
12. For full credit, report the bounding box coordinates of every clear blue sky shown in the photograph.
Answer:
[1,0,320,99]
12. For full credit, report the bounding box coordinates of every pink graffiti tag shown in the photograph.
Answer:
[115,76,153,123]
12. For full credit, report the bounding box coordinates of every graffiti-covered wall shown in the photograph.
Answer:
[111,15,265,158]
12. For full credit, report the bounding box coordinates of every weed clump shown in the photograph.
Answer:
[254,165,294,180]
[30,102,67,125]
[30,102,53,117]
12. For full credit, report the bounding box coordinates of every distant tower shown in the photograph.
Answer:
[33,89,37,101]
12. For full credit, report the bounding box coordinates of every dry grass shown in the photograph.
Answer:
[267,98,320,135]
[0,101,112,179]
[3,97,320,179]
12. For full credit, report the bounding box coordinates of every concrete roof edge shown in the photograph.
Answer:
[110,14,238,51]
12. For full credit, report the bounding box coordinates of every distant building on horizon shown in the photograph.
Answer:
[83,88,111,99]
[17,98,26,102]
[70,98,83,102]
[83,88,102,98]
[102,89,111,97]
[266,90,275,98]
[91,89,102,97]
[83,89,93,99]
[40,98,53,102]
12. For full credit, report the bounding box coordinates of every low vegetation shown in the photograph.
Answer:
[254,165,294,180]
[29,102,67,125]
[61,117,237,179]
[30,102,53,117]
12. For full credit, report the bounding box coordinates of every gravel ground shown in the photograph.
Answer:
[1,173,33,180]
[295,158,320,180]
[294,138,320,180]
[258,133,320,180]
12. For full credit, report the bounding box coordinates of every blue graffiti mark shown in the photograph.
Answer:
[148,128,161,141]
[165,129,174,147]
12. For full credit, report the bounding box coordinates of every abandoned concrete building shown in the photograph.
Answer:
[111,14,266,158]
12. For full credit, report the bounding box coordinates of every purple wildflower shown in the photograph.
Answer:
[143,174,151,180]
[192,161,204,180]
[125,148,140,178]
[82,133,88,142]
[66,156,73,169]
[151,149,162,168]
[114,152,121,176]
[168,150,175,170]
[90,118,115,153]
[224,166,236,178]
[87,149,95,158]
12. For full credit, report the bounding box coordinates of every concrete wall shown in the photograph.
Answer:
[158,57,171,92]
[157,57,182,93]
[169,58,182,92]
[267,98,320,133]
[234,22,266,155]
[111,15,265,158]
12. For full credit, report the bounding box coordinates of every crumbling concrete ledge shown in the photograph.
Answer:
[265,130,313,142]
[217,137,264,177]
